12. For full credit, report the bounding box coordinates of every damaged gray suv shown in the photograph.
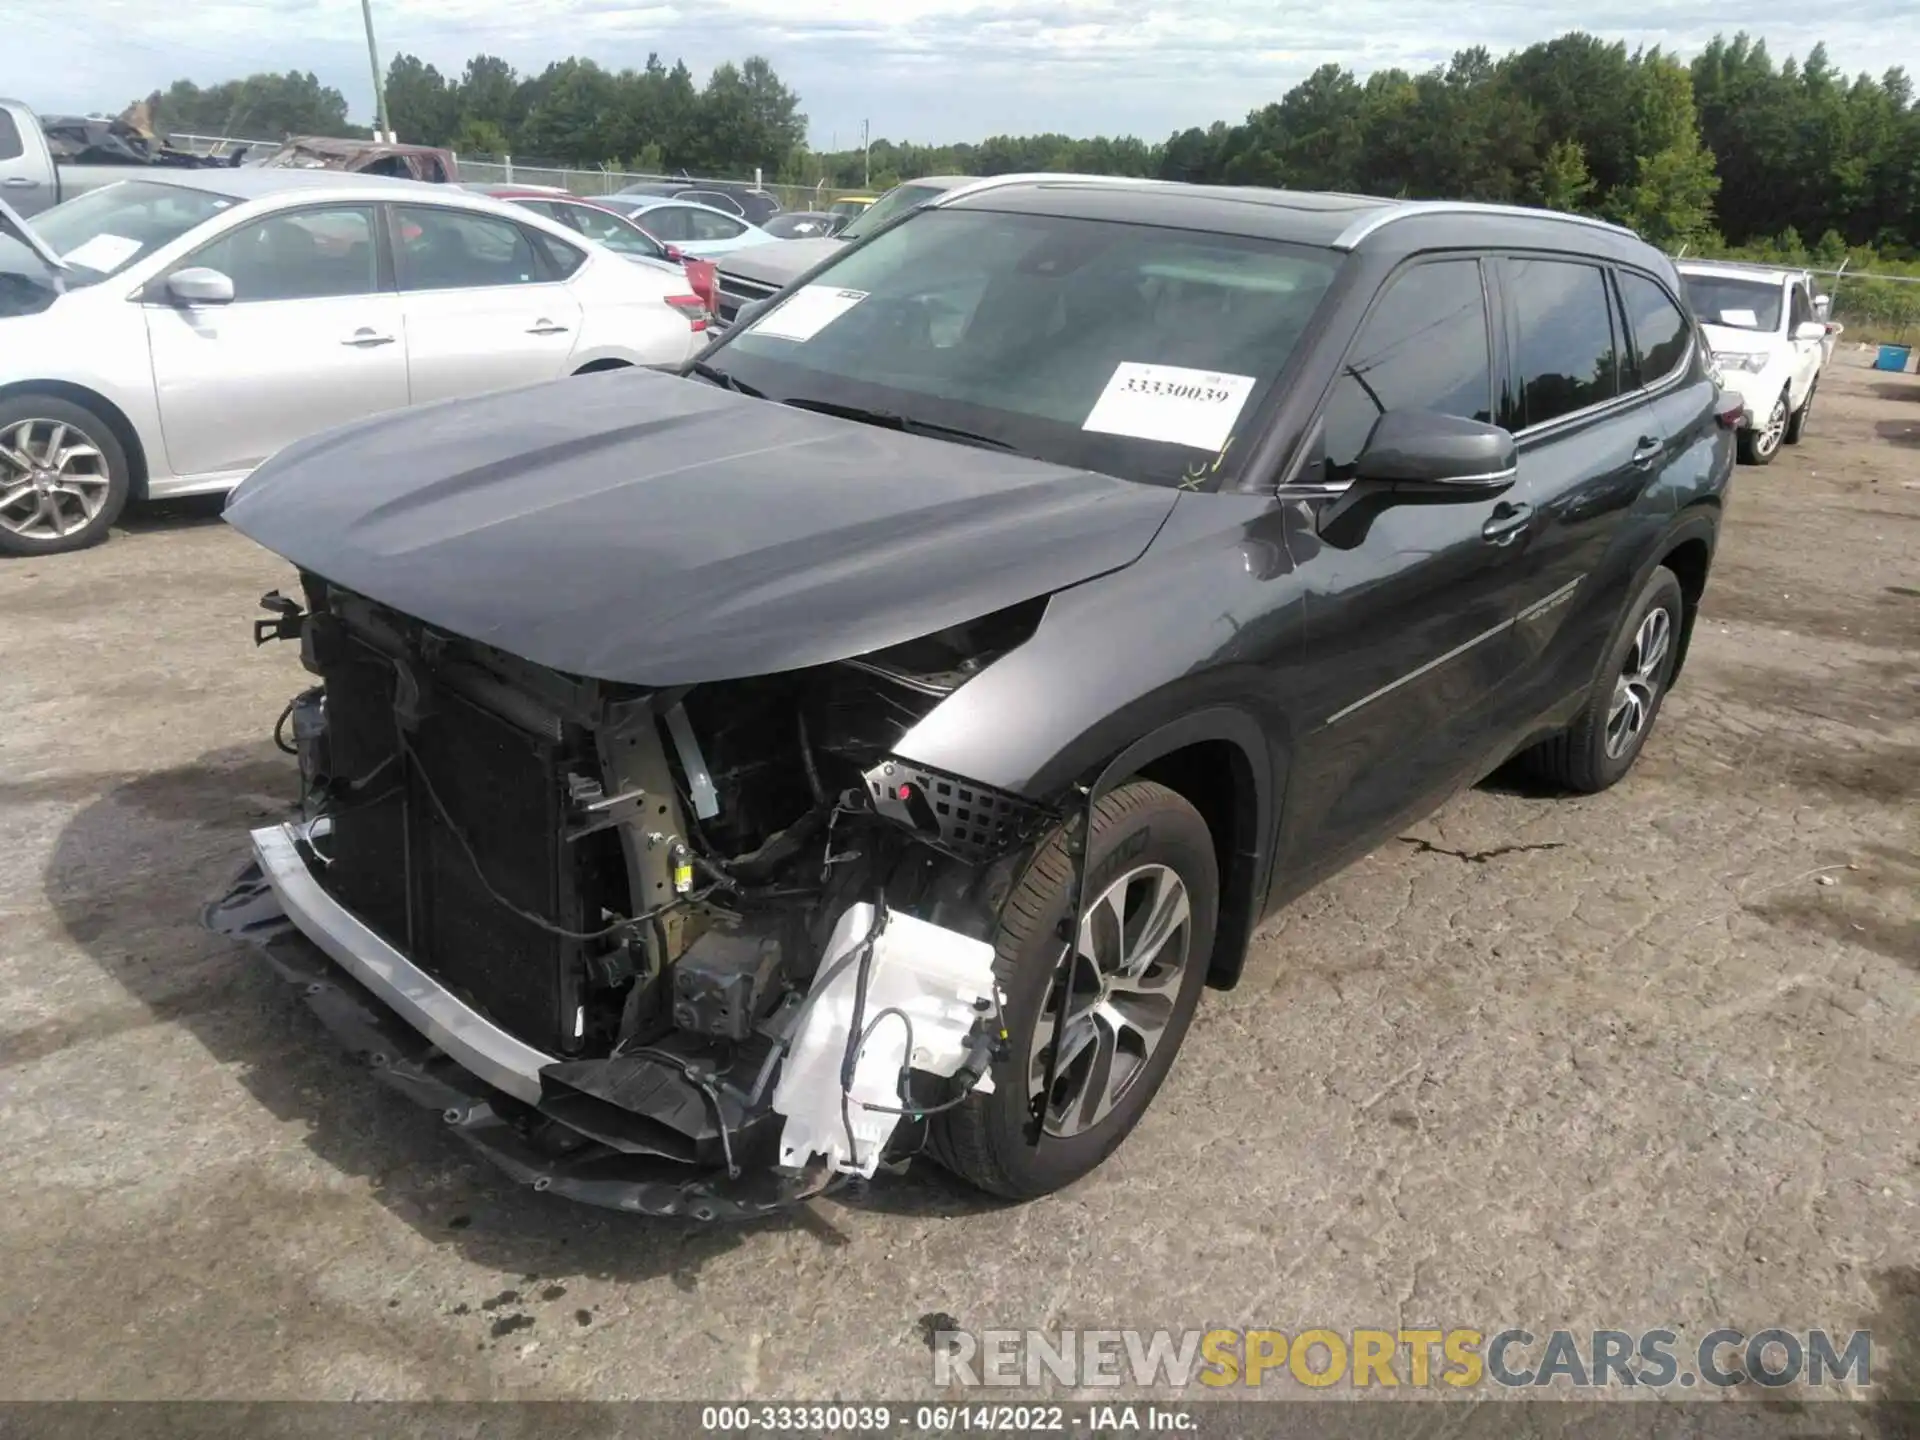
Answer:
[209,175,1730,1215]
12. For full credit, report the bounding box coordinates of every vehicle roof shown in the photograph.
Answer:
[476,185,608,204]
[273,136,447,157]
[91,167,450,201]
[607,194,754,220]
[935,175,1664,265]
[1676,260,1798,285]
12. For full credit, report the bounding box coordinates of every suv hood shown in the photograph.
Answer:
[224,369,1177,686]
[715,236,845,289]
[1698,320,1781,356]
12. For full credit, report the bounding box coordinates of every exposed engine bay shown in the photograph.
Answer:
[208,574,1066,1217]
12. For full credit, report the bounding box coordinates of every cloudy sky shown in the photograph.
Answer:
[9,0,1917,150]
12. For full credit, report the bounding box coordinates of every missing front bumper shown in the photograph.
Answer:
[203,824,825,1219]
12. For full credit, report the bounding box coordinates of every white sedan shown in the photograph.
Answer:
[0,171,709,555]
[597,195,778,259]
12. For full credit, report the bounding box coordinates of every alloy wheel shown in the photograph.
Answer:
[1028,862,1193,1137]
[0,418,112,542]
[1605,606,1672,759]
[1755,396,1788,457]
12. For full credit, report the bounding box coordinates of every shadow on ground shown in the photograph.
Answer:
[118,494,228,534]
[32,745,998,1287]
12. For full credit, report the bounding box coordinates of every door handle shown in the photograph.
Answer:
[1631,435,1663,468]
[1,177,35,188]
[527,320,570,335]
[1482,500,1533,544]
[341,329,396,348]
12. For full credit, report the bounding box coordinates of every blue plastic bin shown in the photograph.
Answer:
[1874,344,1912,372]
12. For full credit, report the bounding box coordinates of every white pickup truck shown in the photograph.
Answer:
[1677,259,1835,466]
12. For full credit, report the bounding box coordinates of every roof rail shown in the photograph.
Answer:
[1332,200,1641,250]
[930,172,1166,208]
[1671,256,1804,275]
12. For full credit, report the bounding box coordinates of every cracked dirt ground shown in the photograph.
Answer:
[0,363,1914,1403]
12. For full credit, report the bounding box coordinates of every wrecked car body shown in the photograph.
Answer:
[209,176,1728,1215]
[208,371,1144,1216]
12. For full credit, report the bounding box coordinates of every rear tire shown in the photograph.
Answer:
[1524,566,1684,794]
[0,395,130,557]
[928,780,1217,1199]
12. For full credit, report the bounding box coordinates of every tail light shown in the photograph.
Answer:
[683,258,718,320]
[664,294,709,333]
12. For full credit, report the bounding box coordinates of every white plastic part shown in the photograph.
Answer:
[772,902,998,1178]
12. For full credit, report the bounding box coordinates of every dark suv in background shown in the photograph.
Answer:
[211,177,1731,1216]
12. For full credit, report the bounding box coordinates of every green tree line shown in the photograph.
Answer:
[379,52,805,180]
[141,30,1918,263]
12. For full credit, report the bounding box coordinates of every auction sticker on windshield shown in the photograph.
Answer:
[61,234,143,272]
[1083,362,1256,451]
[750,285,869,342]
[1717,308,1760,328]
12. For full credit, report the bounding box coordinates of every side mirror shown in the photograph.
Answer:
[166,267,235,306]
[732,296,773,330]
[1353,410,1517,494]
[1793,320,1827,342]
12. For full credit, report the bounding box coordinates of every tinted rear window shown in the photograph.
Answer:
[1508,259,1620,428]
[1616,271,1690,385]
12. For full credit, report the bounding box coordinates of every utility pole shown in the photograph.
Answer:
[360,0,393,142]
[862,118,870,188]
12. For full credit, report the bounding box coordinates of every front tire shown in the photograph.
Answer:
[929,780,1218,1199]
[1523,566,1684,793]
[1783,378,1816,445]
[1737,390,1789,465]
[0,395,130,557]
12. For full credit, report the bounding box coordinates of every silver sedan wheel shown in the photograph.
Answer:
[1029,862,1193,1138]
[0,418,112,542]
[1605,605,1672,759]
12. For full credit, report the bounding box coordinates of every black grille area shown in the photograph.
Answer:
[863,759,1050,862]
[315,633,625,1056]
[714,270,778,324]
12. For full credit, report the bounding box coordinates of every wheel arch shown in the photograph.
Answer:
[571,357,633,376]
[1086,706,1274,991]
[0,380,151,500]
[1651,508,1718,684]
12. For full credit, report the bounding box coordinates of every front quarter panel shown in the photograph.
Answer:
[894,490,1311,893]
[0,291,169,485]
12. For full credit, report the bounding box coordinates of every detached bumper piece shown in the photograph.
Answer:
[205,824,827,1220]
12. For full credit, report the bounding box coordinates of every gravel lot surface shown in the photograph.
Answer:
[0,361,1913,1405]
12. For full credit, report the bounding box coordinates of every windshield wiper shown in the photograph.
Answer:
[778,398,1018,452]
[688,359,764,398]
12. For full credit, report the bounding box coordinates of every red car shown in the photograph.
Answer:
[465,185,717,323]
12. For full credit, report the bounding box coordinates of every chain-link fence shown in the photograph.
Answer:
[162,135,862,212]
[1821,273,1920,346]
[165,131,280,159]
[454,155,858,213]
